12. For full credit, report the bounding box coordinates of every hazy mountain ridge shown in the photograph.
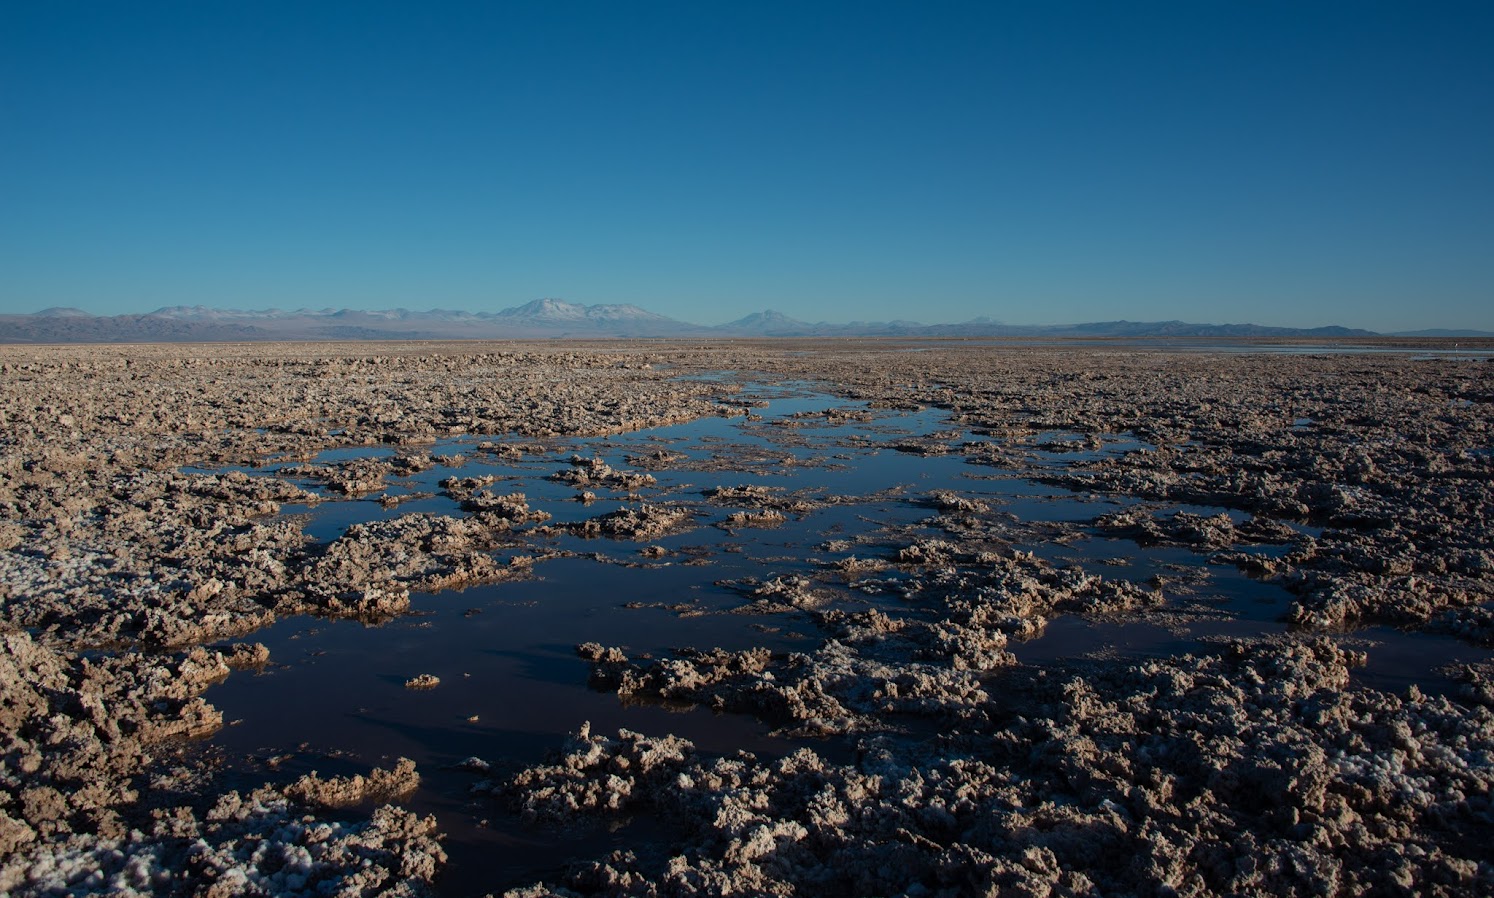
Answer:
[0,300,1479,343]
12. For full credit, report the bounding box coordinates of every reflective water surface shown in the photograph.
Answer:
[200,380,1490,894]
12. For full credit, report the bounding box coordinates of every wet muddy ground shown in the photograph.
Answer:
[1,339,1491,896]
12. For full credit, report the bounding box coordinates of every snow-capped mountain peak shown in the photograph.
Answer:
[499,298,590,321]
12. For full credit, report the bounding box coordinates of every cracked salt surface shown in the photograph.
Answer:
[193,379,1490,896]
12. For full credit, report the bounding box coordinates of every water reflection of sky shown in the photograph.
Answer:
[198,378,1492,896]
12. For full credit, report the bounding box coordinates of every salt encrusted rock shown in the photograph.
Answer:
[4,339,1491,896]
[704,483,778,503]
[2,793,443,898]
[0,625,444,896]
[926,489,990,514]
[1,345,725,649]
[703,484,817,513]
[582,637,994,737]
[497,723,696,821]
[625,448,689,468]
[549,456,656,490]
[576,642,628,664]
[503,640,1494,898]
[716,575,830,613]
[446,486,551,524]
[2,626,441,888]
[285,758,421,808]
[218,641,271,668]
[718,509,787,530]
[290,512,523,610]
[1097,507,1235,548]
[878,541,1163,640]
[569,504,694,540]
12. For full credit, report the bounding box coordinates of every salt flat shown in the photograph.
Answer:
[1,339,1490,896]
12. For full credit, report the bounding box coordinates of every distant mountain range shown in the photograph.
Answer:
[1,299,1487,343]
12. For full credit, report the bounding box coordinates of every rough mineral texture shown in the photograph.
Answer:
[500,640,1493,898]
[1,343,734,896]
[1,339,1490,897]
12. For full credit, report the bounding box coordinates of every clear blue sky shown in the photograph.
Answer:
[3,1,1491,330]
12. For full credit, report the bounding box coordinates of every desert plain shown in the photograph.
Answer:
[1,338,1491,897]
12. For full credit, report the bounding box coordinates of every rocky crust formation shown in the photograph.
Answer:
[690,343,1492,644]
[0,343,731,896]
[578,539,1161,737]
[1,339,1489,896]
[496,640,1492,897]
[489,342,1491,897]
[565,504,695,541]
[0,628,443,897]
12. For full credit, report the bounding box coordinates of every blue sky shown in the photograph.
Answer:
[3,1,1491,330]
